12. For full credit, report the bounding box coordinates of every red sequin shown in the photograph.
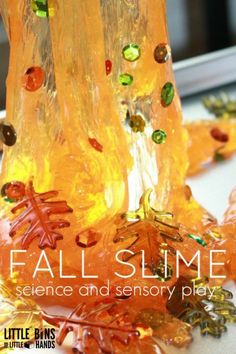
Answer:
[88,137,103,152]
[22,67,45,92]
[105,60,112,75]
[210,128,229,143]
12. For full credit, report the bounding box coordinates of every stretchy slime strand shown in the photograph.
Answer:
[1,0,236,353]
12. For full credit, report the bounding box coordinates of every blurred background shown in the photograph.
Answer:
[167,0,236,61]
[1,0,236,108]
[0,19,8,110]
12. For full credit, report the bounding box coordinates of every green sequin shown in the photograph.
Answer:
[214,151,225,162]
[3,197,15,203]
[119,73,133,86]
[152,129,167,144]
[188,234,206,247]
[31,0,54,18]
[161,82,174,106]
[122,44,141,62]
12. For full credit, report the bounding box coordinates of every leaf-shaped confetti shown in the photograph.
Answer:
[9,181,73,249]
[203,93,236,118]
[166,276,236,337]
[42,300,140,354]
[124,189,174,224]
[0,277,42,350]
[114,190,183,279]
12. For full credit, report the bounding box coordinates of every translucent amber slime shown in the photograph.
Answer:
[0,0,236,352]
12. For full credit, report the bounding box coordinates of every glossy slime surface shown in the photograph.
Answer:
[0,1,236,353]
